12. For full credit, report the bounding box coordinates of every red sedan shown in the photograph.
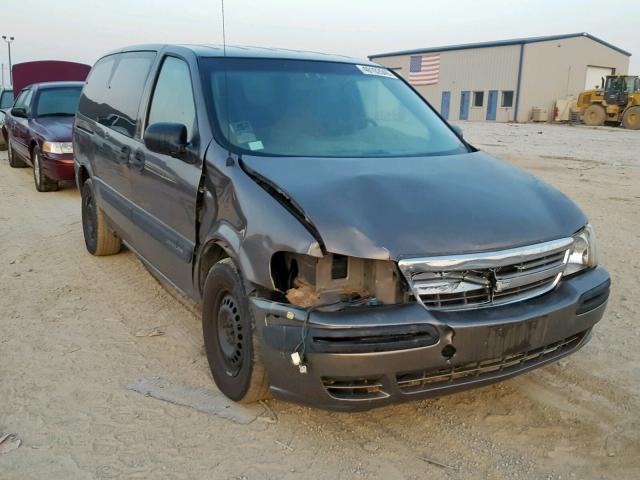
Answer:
[4,81,83,192]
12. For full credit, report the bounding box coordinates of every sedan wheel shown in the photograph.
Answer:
[32,148,58,192]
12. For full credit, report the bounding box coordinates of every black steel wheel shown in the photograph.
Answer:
[81,178,122,256]
[202,258,270,403]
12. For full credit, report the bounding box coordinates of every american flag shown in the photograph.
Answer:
[409,53,440,86]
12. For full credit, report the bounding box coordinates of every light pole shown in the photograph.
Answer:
[2,36,14,87]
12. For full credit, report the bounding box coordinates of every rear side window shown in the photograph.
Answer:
[78,55,117,122]
[102,51,156,137]
[147,56,196,140]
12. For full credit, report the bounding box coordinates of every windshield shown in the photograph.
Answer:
[201,58,468,157]
[35,87,82,117]
[0,90,14,109]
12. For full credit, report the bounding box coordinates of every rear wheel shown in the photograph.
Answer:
[583,104,606,126]
[32,147,59,192]
[621,106,640,130]
[81,178,122,256]
[7,138,27,168]
[202,258,270,403]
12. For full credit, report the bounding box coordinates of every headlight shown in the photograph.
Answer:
[564,224,598,276]
[43,141,73,154]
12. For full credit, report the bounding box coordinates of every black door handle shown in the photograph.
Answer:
[130,150,145,171]
[118,145,130,164]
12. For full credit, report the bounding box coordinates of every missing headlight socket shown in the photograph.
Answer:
[271,252,403,308]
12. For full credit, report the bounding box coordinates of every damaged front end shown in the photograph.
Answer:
[270,252,406,309]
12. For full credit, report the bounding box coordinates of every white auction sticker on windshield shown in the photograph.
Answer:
[356,65,396,79]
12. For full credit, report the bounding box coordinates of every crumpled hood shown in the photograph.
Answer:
[242,151,587,260]
[30,116,73,142]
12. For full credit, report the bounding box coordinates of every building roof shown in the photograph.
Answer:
[108,44,373,65]
[369,32,631,59]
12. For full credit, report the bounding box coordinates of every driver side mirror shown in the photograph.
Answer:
[10,107,27,118]
[450,124,463,139]
[144,122,188,158]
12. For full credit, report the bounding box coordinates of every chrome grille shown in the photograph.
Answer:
[398,238,573,311]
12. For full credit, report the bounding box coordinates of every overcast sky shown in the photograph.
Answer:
[1,0,638,83]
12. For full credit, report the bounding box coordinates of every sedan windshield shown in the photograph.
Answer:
[202,58,468,157]
[35,87,82,118]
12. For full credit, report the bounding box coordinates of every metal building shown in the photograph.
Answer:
[369,32,631,122]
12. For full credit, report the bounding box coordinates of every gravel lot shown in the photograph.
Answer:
[1,122,639,479]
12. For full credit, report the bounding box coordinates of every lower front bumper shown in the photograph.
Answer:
[42,153,74,181]
[251,267,610,411]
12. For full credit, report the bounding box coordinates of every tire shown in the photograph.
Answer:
[32,147,59,192]
[583,104,606,126]
[7,138,27,168]
[202,258,270,403]
[621,106,640,130]
[81,178,122,256]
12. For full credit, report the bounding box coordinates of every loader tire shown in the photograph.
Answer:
[583,104,606,126]
[622,106,640,130]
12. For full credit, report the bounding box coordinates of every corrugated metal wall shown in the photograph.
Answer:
[372,35,630,123]
[374,45,520,122]
[518,36,630,122]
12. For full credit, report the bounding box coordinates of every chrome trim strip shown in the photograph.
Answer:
[399,238,573,311]
[398,237,574,272]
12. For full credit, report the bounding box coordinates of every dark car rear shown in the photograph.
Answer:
[73,45,610,411]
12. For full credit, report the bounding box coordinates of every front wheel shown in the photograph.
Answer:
[622,106,640,130]
[81,178,122,256]
[33,147,59,192]
[202,258,270,403]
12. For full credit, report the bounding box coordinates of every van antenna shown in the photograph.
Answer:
[221,0,233,163]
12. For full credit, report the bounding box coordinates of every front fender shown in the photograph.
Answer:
[197,144,323,294]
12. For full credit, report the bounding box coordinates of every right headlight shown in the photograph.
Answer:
[564,224,598,276]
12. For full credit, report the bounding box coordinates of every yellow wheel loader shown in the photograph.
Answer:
[577,75,640,129]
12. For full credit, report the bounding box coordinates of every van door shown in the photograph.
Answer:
[126,55,202,296]
[75,52,156,241]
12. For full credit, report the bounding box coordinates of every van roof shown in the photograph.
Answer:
[105,44,375,66]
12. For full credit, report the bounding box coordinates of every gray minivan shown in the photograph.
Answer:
[73,45,610,411]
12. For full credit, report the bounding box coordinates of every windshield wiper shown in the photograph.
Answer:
[37,112,75,118]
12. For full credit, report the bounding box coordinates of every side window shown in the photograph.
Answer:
[14,89,32,112]
[78,55,117,122]
[102,51,156,137]
[147,57,196,140]
[12,89,29,109]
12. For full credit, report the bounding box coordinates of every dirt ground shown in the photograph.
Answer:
[1,122,639,480]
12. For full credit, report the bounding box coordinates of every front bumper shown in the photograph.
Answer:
[42,153,74,181]
[251,267,610,411]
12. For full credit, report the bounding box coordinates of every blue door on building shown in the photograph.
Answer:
[440,91,451,120]
[459,91,470,120]
[487,90,498,120]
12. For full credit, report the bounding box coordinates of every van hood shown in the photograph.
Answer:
[241,151,587,260]
[30,116,74,143]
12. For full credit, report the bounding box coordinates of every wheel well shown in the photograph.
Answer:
[198,242,229,291]
[78,165,90,188]
[29,140,38,158]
